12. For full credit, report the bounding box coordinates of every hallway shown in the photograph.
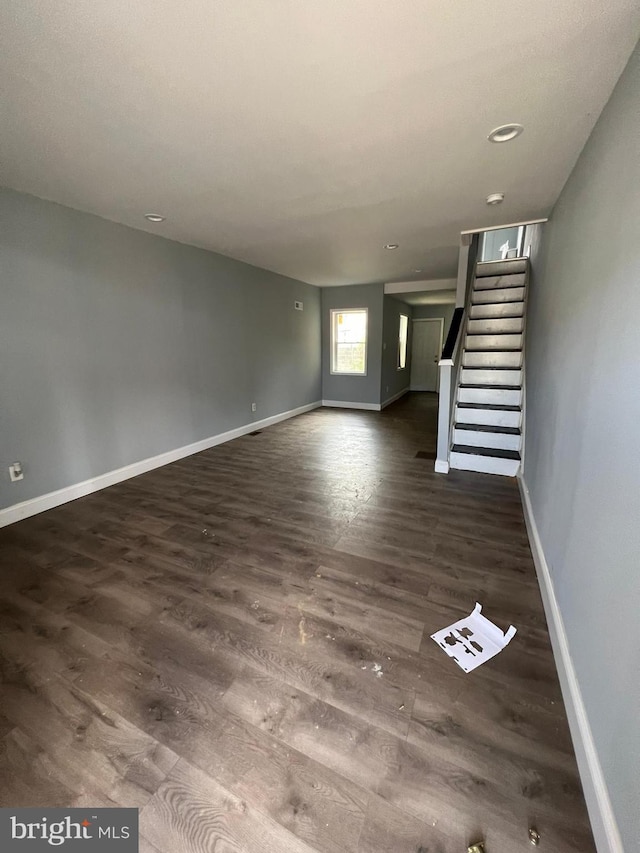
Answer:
[0,393,595,852]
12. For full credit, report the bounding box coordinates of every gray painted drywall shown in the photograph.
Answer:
[412,302,456,342]
[380,296,412,404]
[0,188,321,511]
[321,283,384,405]
[523,42,640,851]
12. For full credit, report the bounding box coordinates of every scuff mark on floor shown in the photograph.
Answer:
[298,616,308,645]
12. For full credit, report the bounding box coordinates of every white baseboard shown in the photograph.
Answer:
[321,399,381,411]
[518,475,622,853]
[380,387,409,410]
[0,401,322,529]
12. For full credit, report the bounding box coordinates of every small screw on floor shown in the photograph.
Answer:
[468,843,485,853]
[528,827,541,846]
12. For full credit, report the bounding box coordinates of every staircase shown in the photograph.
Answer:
[449,257,528,476]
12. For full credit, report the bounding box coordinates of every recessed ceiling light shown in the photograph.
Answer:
[486,192,505,205]
[488,123,524,143]
[144,213,165,222]
[384,243,399,250]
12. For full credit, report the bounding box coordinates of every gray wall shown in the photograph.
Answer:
[523,43,640,851]
[412,302,456,345]
[321,283,384,405]
[380,296,413,404]
[0,188,321,511]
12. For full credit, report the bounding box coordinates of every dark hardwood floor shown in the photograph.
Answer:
[0,393,595,852]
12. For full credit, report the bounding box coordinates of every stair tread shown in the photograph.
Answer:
[474,281,525,290]
[475,260,527,277]
[457,402,521,411]
[466,331,522,336]
[471,298,524,305]
[460,383,522,390]
[455,423,521,435]
[452,444,521,460]
[463,349,523,354]
[461,365,521,371]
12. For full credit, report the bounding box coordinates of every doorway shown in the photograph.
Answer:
[410,318,443,392]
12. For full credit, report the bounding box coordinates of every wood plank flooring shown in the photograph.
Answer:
[0,393,595,852]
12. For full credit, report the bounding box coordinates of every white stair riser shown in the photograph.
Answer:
[450,452,520,477]
[473,287,525,304]
[470,301,524,319]
[462,350,523,368]
[455,406,521,428]
[474,272,526,290]
[453,428,521,451]
[458,387,522,406]
[467,317,524,334]
[460,368,522,386]
[476,259,527,276]
[465,333,523,350]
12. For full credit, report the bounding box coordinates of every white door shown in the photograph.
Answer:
[410,319,443,392]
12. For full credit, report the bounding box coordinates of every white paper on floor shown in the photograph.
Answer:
[431,602,516,673]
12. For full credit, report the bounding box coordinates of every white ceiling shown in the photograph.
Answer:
[1,2,638,286]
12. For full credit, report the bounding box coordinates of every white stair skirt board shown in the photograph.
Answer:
[455,405,521,428]
[0,401,323,529]
[463,350,523,368]
[470,301,525,319]
[518,476,623,853]
[473,286,525,304]
[453,428,521,452]
[460,368,522,386]
[458,387,522,406]
[450,451,520,476]
[321,399,381,411]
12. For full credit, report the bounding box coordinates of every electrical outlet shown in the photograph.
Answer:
[251,402,257,413]
[294,300,303,311]
[9,462,24,482]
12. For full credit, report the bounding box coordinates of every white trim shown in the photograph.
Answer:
[330,307,368,376]
[518,475,623,853]
[434,459,449,473]
[0,401,322,529]
[380,388,409,410]
[321,399,380,411]
[460,217,548,235]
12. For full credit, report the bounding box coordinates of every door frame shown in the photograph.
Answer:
[410,317,444,392]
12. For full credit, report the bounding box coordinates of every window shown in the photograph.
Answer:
[398,314,409,369]
[331,309,368,375]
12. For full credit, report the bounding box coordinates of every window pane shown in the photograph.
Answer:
[331,309,367,374]
[398,314,408,369]
[335,342,366,374]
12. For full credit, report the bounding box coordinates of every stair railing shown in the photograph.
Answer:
[435,233,479,473]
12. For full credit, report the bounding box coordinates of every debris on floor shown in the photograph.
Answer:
[431,602,516,673]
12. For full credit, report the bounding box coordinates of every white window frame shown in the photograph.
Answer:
[330,308,368,376]
[397,313,409,370]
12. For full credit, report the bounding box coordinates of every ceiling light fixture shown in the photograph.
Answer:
[486,192,505,205]
[384,243,399,250]
[144,213,165,222]
[488,123,524,143]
